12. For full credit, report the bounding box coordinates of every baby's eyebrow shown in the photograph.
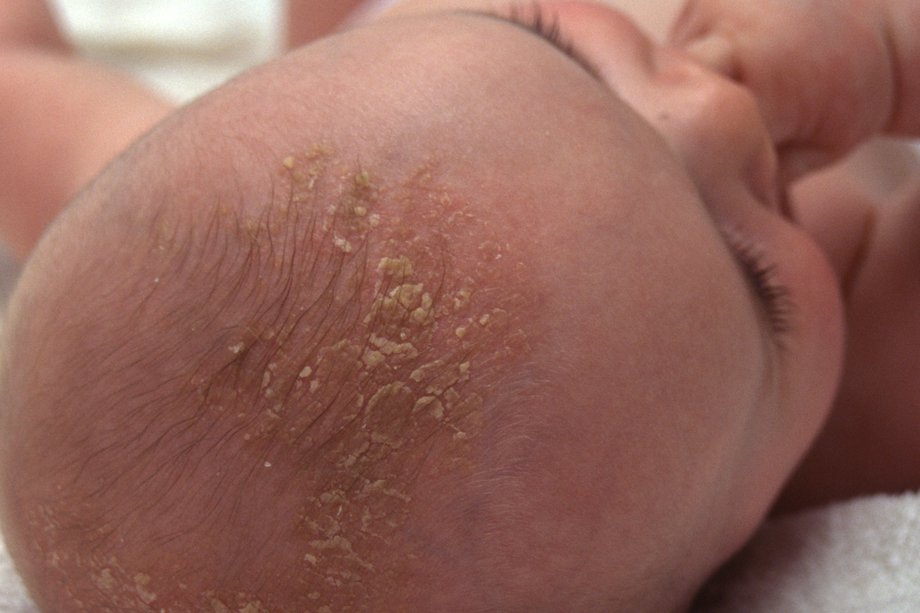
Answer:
[453,9,605,84]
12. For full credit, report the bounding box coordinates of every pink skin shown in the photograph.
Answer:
[371,0,920,515]
[776,158,920,512]
[0,0,911,609]
[0,19,172,257]
[671,0,920,512]
[0,0,67,51]
[286,0,367,47]
[673,0,920,178]
[469,3,845,603]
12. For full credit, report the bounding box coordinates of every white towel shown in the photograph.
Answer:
[0,540,35,612]
[696,491,920,612]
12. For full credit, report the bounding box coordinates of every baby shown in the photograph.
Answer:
[674,0,920,514]
[0,0,918,611]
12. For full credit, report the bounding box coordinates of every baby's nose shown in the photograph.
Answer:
[645,52,781,211]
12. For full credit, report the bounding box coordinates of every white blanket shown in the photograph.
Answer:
[696,491,920,612]
[0,540,34,613]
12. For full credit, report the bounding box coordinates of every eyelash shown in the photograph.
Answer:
[720,227,793,342]
[504,4,601,77]
[508,4,567,46]
[505,5,792,343]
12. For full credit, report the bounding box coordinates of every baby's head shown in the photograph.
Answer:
[0,4,846,611]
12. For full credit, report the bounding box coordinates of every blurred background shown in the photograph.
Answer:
[52,0,284,102]
[0,0,286,312]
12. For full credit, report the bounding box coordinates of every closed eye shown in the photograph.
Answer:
[719,225,794,347]
[460,8,794,348]
[460,6,604,83]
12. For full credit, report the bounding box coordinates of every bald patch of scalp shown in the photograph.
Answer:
[0,146,547,611]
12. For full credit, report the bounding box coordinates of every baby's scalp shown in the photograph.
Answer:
[0,98,556,610]
[0,8,830,610]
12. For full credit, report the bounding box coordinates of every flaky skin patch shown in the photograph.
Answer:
[0,148,544,611]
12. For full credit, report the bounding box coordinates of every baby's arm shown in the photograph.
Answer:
[672,0,920,177]
[0,53,172,258]
[0,2,172,259]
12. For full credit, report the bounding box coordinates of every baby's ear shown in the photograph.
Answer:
[0,50,171,259]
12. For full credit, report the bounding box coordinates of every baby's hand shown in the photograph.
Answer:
[671,0,920,179]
